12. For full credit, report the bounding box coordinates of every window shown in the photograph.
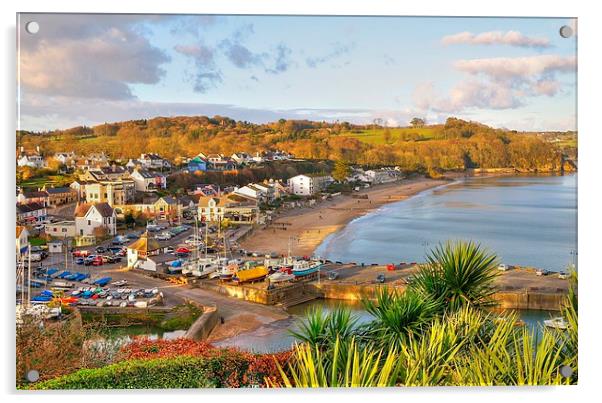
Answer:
[88,220,91,225]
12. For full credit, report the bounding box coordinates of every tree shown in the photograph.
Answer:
[332,159,351,182]
[410,117,426,128]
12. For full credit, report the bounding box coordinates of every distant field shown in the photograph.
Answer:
[19,174,73,189]
[340,127,439,144]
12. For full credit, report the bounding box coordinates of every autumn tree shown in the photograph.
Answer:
[410,117,426,128]
[332,159,351,182]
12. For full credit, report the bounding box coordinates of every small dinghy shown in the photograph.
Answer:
[544,317,568,330]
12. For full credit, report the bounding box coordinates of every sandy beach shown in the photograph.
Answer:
[241,175,460,257]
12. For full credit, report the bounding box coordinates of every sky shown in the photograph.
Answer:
[17,14,577,132]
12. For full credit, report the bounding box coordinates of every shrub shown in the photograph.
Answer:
[33,353,251,389]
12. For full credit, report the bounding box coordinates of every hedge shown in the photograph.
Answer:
[33,353,251,389]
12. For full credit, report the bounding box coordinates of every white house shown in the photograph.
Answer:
[54,152,76,165]
[45,220,77,238]
[251,152,265,164]
[139,153,172,170]
[363,168,398,184]
[130,169,167,192]
[17,203,47,224]
[288,174,333,196]
[17,146,45,168]
[231,152,253,165]
[74,202,116,237]
[16,226,29,256]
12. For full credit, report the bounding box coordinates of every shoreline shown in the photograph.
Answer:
[240,174,463,258]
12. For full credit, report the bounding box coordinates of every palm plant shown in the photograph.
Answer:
[289,306,358,349]
[360,288,441,350]
[411,240,500,311]
[273,337,401,387]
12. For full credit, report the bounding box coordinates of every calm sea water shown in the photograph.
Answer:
[315,174,577,271]
[214,299,557,353]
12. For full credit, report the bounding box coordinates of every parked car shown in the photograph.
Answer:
[165,246,175,254]
[536,269,550,276]
[112,236,127,245]
[155,232,172,241]
[498,264,508,271]
[75,257,85,265]
[558,271,568,279]
[176,247,191,254]
[72,249,89,257]
[375,274,386,283]
[95,246,106,254]
[91,256,104,266]
[125,233,139,240]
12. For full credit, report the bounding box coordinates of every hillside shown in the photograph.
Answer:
[16,116,576,173]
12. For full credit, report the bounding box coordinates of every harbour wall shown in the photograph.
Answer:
[184,304,219,341]
[308,283,566,311]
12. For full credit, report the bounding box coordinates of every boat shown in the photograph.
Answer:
[268,267,295,283]
[218,263,238,281]
[544,317,568,330]
[232,262,269,284]
[291,260,323,277]
[191,262,219,278]
[112,280,128,286]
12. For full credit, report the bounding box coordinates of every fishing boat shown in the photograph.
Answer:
[191,262,219,278]
[268,267,295,283]
[218,263,238,281]
[291,260,323,277]
[232,262,269,284]
[544,317,568,330]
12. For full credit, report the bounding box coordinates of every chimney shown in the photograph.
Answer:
[36,146,40,154]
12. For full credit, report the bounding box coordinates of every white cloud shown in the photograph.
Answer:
[441,30,551,48]
[454,55,575,82]
[19,14,170,100]
[414,55,576,114]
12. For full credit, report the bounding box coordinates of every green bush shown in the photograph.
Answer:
[33,353,251,389]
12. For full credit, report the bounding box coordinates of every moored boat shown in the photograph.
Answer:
[544,317,568,330]
[291,260,323,277]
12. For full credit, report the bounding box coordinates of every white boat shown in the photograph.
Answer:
[268,270,295,283]
[192,263,219,278]
[218,263,238,281]
[498,264,508,271]
[112,280,128,286]
[544,317,568,330]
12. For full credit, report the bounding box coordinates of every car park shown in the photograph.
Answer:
[125,233,139,240]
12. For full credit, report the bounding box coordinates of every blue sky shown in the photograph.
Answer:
[18,14,577,131]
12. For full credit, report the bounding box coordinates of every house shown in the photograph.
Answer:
[81,165,131,182]
[231,152,253,165]
[197,194,258,224]
[44,220,77,238]
[16,226,29,256]
[17,203,47,224]
[251,152,265,164]
[74,202,116,237]
[192,184,221,197]
[363,168,398,184]
[126,231,161,268]
[70,180,94,200]
[139,153,172,170]
[84,179,136,206]
[234,182,276,203]
[206,154,237,171]
[187,155,208,172]
[288,174,333,196]
[153,197,179,220]
[17,146,45,168]
[16,188,49,206]
[53,152,76,166]
[43,186,78,207]
[130,169,167,192]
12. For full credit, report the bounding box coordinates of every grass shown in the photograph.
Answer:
[18,174,74,189]
[340,127,439,145]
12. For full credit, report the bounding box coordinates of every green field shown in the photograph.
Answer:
[340,127,439,145]
[18,174,73,189]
